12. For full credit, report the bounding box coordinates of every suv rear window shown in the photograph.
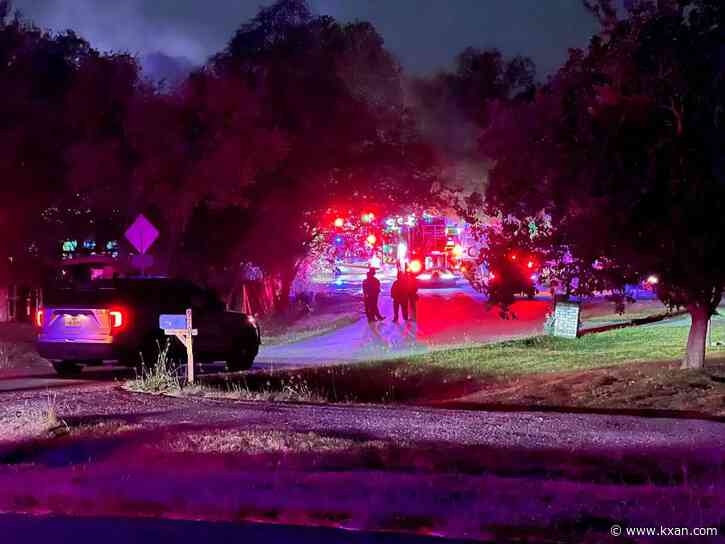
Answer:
[43,278,213,311]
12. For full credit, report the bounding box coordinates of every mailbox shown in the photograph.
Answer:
[159,314,187,330]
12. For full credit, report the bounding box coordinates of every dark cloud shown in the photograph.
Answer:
[13,0,599,77]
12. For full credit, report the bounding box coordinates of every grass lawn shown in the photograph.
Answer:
[191,318,725,415]
[406,322,694,375]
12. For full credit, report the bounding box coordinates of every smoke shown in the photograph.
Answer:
[403,77,489,195]
[140,52,195,88]
[12,0,205,65]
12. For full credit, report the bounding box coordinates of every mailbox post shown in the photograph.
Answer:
[159,308,198,384]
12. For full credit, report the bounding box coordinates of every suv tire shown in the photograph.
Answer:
[226,338,258,372]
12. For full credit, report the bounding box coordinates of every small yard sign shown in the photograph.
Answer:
[553,302,580,339]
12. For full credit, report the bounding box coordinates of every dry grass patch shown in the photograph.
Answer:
[68,419,142,437]
[177,375,327,404]
[446,357,725,415]
[167,429,384,455]
[0,393,69,442]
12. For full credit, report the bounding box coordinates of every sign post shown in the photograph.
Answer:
[159,309,198,384]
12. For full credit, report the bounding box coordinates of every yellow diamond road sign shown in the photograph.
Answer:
[125,214,159,255]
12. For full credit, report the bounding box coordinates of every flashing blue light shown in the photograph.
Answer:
[335,277,344,286]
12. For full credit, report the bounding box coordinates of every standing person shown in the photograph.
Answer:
[362,268,384,322]
[405,270,419,321]
[390,270,408,323]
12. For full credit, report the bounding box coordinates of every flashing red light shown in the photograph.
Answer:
[366,234,377,245]
[109,309,125,330]
[510,254,517,261]
[489,272,496,280]
[409,260,422,274]
[35,309,44,328]
[527,260,534,269]
[334,217,344,228]
[452,244,464,257]
[460,265,467,273]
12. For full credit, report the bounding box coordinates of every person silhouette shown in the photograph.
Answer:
[391,269,408,323]
[362,268,384,322]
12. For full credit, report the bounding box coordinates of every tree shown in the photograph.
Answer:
[0,0,438,313]
[410,47,535,161]
[210,0,437,311]
[479,0,724,368]
[0,4,96,278]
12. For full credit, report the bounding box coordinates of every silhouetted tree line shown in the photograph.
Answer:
[0,0,532,311]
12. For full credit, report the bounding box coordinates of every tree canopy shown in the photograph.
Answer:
[0,0,438,308]
[479,0,725,368]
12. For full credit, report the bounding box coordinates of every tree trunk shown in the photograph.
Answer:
[681,304,710,369]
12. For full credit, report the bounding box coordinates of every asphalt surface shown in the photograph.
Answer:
[256,284,549,367]
[0,514,475,544]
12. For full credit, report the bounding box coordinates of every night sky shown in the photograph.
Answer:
[13,0,599,78]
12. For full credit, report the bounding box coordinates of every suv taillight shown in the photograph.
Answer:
[109,309,125,330]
